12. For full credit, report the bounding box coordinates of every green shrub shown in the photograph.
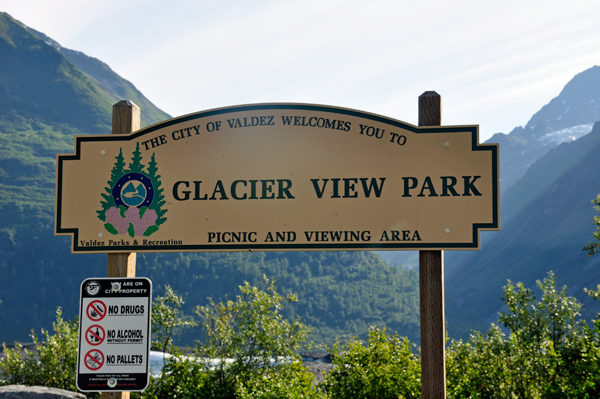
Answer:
[583,194,600,256]
[134,351,211,399]
[322,327,421,399]
[9,273,600,399]
[138,277,316,399]
[446,272,600,398]
[151,285,196,353]
[236,362,324,399]
[0,308,94,396]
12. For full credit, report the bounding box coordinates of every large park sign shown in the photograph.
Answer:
[55,103,499,253]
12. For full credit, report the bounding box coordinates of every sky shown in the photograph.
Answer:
[2,0,600,141]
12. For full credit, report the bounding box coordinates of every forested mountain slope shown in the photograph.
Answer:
[0,12,419,346]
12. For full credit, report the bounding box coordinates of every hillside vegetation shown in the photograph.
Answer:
[139,251,419,345]
[4,272,600,398]
[0,11,420,346]
[2,8,600,350]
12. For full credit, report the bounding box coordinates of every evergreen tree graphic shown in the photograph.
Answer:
[147,153,168,226]
[126,142,145,173]
[97,148,125,221]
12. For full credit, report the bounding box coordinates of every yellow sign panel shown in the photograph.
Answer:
[55,103,499,253]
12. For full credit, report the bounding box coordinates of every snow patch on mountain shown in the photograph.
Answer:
[537,123,594,146]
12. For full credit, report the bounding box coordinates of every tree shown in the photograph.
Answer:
[0,308,94,397]
[236,361,324,399]
[138,278,318,399]
[446,272,600,398]
[126,142,145,174]
[446,325,513,398]
[322,327,421,399]
[583,194,600,256]
[97,148,125,221]
[146,153,168,227]
[193,276,311,397]
[151,285,196,353]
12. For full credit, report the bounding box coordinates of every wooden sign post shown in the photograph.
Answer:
[103,100,140,399]
[419,91,446,399]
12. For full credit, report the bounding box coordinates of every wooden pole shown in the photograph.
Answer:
[418,91,446,399]
[102,100,140,399]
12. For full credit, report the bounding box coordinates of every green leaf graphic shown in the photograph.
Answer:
[143,225,159,237]
[104,223,118,235]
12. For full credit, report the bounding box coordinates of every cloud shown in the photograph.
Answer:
[2,0,600,140]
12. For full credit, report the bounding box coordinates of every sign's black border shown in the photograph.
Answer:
[56,103,499,253]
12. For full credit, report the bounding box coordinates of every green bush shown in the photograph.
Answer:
[236,362,325,399]
[8,273,600,399]
[151,285,196,353]
[138,277,318,399]
[0,308,95,396]
[583,194,600,256]
[140,354,321,399]
[446,272,600,398]
[134,351,211,399]
[322,327,421,399]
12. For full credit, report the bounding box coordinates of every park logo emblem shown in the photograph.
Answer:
[97,144,168,237]
[85,281,101,296]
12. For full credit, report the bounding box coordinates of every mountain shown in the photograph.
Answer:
[24,25,170,128]
[138,251,420,345]
[0,11,170,343]
[0,12,420,346]
[445,121,600,338]
[379,66,600,274]
[490,66,600,193]
[3,10,599,348]
[441,67,600,339]
[0,12,171,209]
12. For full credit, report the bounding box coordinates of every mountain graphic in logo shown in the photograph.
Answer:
[122,180,146,206]
[97,144,167,237]
[113,172,153,209]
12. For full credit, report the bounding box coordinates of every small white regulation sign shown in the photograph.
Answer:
[77,277,152,392]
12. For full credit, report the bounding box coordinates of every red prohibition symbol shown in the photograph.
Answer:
[84,349,105,371]
[86,300,107,322]
[85,324,106,346]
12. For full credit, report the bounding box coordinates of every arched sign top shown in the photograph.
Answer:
[56,103,499,253]
[106,103,474,140]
